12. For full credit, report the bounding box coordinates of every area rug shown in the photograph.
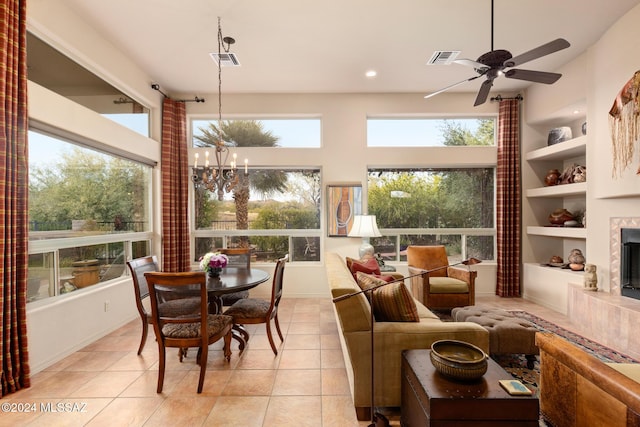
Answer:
[435,309,639,398]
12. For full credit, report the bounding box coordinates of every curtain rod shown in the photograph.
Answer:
[151,84,205,103]
[491,94,523,102]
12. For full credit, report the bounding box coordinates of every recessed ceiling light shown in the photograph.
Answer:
[365,70,377,78]
[573,110,580,114]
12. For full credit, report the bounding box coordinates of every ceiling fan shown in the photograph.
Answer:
[424,0,570,106]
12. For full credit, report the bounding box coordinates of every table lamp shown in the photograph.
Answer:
[348,215,382,258]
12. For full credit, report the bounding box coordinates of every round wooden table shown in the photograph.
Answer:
[206,267,270,313]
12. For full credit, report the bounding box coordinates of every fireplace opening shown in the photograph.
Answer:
[621,228,640,300]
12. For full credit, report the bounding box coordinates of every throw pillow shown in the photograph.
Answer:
[356,272,419,322]
[346,256,381,280]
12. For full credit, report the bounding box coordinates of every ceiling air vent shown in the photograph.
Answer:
[427,50,460,65]
[210,52,241,67]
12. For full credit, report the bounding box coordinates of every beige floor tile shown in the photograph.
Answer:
[204,396,269,427]
[287,322,321,335]
[321,349,346,369]
[320,333,342,349]
[61,351,129,372]
[263,395,322,427]
[171,369,232,396]
[26,398,112,427]
[85,397,164,427]
[14,371,100,399]
[105,350,158,371]
[222,369,276,396]
[322,395,361,427]
[235,349,281,370]
[271,369,321,395]
[321,368,351,395]
[284,334,321,350]
[278,349,321,369]
[119,370,188,397]
[69,371,142,398]
[143,395,217,427]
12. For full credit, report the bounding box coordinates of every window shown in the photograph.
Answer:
[367,168,495,262]
[27,129,153,303]
[192,118,321,148]
[193,168,321,263]
[367,118,495,147]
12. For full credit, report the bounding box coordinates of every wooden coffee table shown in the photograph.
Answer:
[401,349,539,426]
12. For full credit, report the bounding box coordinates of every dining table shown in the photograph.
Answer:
[157,267,270,354]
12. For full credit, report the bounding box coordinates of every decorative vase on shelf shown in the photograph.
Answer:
[548,208,574,225]
[208,267,222,278]
[545,169,560,186]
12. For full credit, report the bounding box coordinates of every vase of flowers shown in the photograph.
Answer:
[199,252,229,278]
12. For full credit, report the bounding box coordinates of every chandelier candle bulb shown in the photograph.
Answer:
[205,151,209,167]
[194,152,198,168]
[244,159,248,174]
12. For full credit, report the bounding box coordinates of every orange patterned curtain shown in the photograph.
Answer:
[161,98,191,272]
[0,0,31,396]
[496,99,521,297]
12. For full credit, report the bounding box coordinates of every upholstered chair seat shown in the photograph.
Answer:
[162,314,233,339]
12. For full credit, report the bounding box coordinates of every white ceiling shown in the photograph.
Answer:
[47,0,640,98]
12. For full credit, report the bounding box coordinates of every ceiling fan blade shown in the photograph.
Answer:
[424,75,482,99]
[505,68,562,84]
[453,58,489,71]
[474,79,494,106]
[504,38,570,68]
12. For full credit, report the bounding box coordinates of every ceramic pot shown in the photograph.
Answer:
[545,169,560,186]
[568,249,585,265]
[549,208,574,225]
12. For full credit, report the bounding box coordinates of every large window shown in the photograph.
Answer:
[366,117,496,262]
[192,118,321,148]
[367,118,495,147]
[193,168,321,263]
[367,168,495,262]
[27,130,153,303]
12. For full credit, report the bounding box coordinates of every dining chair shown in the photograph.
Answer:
[224,254,288,355]
[126,256,201,355]
[144,271,233,393]
[218,247,252,307]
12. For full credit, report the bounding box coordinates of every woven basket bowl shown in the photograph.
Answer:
[430,339,488,381]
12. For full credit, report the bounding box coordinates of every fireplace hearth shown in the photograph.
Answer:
[621,228,640,300]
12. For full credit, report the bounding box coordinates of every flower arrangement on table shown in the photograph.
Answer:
[199,252,229,277]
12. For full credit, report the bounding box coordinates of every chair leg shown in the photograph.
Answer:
[231,327,246,354]
[157,346,166,393]
[274,313,284,342]
[197,345,207,393]
[224,332,232,362]
[137,318,148,355]
[265,320,278,355]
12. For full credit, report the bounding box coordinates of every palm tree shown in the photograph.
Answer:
[193,120,288,248]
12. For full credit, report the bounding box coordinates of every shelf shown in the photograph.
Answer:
[525,136,586,161]
[527,226,587,239]
[524,262,584,277]
[526,182,587,198]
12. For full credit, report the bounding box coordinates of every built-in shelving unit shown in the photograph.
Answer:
[522,119,587,315]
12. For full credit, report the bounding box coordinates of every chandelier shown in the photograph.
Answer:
[192,17,248,201]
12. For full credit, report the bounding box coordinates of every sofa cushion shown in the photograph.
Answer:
[346,256,381,279]
[356,272,419,322]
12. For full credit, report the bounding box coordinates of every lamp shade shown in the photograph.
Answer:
[348,215,382,238]
[348,215,381,258]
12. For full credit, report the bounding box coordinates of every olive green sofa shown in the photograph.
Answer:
[325,251,489,420]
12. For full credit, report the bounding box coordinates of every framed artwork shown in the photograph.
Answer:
[327,184,362,237]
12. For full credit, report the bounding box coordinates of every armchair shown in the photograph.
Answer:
[407,245,477,310]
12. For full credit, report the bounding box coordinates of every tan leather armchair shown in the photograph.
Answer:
[407,245,476,310]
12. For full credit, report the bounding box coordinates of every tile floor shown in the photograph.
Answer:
[2,295,586,427]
